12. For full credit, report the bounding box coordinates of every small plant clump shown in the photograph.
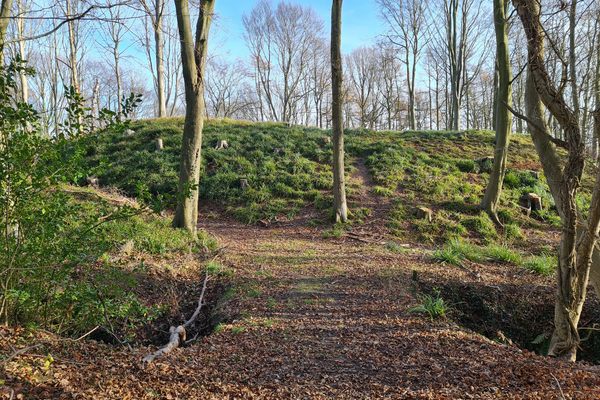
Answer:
[409,289,448,320]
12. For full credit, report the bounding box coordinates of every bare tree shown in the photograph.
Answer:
[378,0,427,130]
[139,0,167,117]
[100,2,126,114]
[243,0,324,123]
[172,0,215,233]
[205,58,253,118]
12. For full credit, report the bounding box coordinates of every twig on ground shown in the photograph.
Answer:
[1,344,42,365]
[550,373,566,400]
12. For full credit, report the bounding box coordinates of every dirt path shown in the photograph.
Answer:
[3,168,600,399]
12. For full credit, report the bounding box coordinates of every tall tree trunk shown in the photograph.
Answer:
[155,3,166,118]
[0,0,13,67]
[16,0,28,102]
[65,0,80,95]
[331,0,348,223]
[492,58,499,131]
[481,0,512,221]
[172,0,215,233]
[515,0,600,361]
[114,48,123,114]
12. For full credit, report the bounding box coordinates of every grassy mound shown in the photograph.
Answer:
[347,129,563,246]
[84,118,334,223]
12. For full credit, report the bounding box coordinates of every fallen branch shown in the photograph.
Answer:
[142,271,210,364]
[1,344,42,365]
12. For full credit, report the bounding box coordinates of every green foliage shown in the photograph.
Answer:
[482,244,523,264]
[373,185,395,197]
[503,169,538,189]
[503,223,524,240]
[385,241,408,253]
[461,212,498,241]
[322,223,347,238]
[409,289,448,320]
[432,239,483,266]
[456,159,477,173]
[101,213,201,254]
[523,254,556,275]
[0,60,178,338]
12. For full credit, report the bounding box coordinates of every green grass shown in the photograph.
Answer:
[433,239,525,267]
[83,119,569,266]
[483,244,523,264]
[432,239,484,266]
[83,118,334,224]
[409,289,448,320]
[523,254,557,275]
[103,214,209,254]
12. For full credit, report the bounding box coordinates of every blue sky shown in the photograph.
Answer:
[209,0,383,60]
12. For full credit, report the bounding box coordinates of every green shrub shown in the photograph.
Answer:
[456,159,477,173]
[504,169,538,189]
[0,61,159,337]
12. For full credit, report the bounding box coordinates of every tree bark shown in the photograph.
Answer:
[481,0,512,220]
[331,0,348,223]
[16,0,28,102]
[515,0,600,361]
[172,0,215,234]
[155,0,166,117]
[0,0,13,66]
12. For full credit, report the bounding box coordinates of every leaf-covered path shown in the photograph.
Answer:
[3,210,600,399]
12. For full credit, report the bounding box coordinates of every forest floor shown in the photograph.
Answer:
[3,167,600,399]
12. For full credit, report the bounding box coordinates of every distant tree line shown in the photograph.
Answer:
[0,0,595,150]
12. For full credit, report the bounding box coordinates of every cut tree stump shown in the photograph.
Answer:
[475,157,494,173]
[155,138,164,151]
[215,140,229,150]
[86,176,99,187]
[414,206,433,222]
[519,192,542,216]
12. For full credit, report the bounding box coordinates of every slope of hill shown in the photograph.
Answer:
[3,119,600,399]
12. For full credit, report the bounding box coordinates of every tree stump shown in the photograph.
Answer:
[215,140,229,150]
[155,138,164,151]
[475,156,494,173]
[520,192,542,216]
[528,170,540,180]
[124,129,135,136]
[86,176,99,187]
[240,178,250,190]
[414,206,433,222]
